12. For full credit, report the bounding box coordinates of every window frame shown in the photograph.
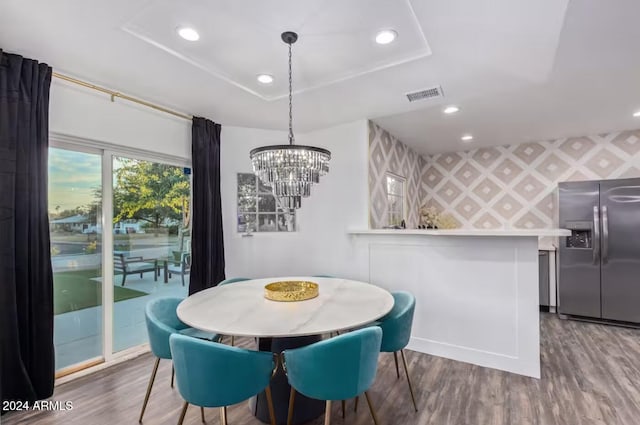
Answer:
[236,172,296,233]
[49,132,192,376]
[385,172,406,227]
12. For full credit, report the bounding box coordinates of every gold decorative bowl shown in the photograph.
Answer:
[264,281,319,302]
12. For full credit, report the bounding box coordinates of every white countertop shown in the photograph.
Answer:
[348,228,570,237]
[538,236,558,251]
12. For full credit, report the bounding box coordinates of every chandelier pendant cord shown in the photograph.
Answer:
[248,31,331,211]
[288,42,294,145]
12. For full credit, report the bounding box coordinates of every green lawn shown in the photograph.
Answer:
[54,269,147,315]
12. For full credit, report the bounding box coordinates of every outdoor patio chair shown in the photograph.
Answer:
[113,253,158,286]
[168,252,191,287]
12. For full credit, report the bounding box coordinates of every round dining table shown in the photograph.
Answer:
[177,276,394,425]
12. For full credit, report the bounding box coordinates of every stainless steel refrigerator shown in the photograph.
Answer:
[558,178,640,323]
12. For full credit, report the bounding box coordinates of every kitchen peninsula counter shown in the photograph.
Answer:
[347,227,569,378]
[348,228,570,237]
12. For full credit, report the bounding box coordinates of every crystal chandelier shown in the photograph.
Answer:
[250,31,331,210]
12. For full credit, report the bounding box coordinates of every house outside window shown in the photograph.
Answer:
[237,173,295,233]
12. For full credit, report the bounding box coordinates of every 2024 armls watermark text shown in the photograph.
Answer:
[3,400,73,412]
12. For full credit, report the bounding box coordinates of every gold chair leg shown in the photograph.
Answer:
[287,387,296,425]
[354,395,359,412]
[177,402,189,425]
[139,357,160,423]
[219,406,228,425]
[364,392,380,425]
[341,400,345,418]
[393,352,400,379]
[171,364,175,388]
[200,406,205,422]
[265,385,277,425]
[231,336,235,346]
[401,349,418,412]
[324,400,332,425]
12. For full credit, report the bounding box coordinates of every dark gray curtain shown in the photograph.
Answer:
[0,50,55,406]
[190,117,225,294]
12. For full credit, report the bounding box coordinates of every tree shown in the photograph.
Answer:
[85,187,102,225]
[113,159,190,233]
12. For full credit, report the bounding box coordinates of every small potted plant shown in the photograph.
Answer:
[419,205,439,229]
[418,205,459,229]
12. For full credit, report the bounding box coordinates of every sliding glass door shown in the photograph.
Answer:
[49,142,191,372]
[111,156,190,352]
[49,147,103,371]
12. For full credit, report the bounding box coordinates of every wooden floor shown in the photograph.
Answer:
[5,314,640,425]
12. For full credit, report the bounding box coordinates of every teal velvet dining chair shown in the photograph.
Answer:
[218,277,250,285]
[283,327,383,425]
[378,291,418,412]
[139,297,217,423]
[353,291,417,414]
[169,334,278,425]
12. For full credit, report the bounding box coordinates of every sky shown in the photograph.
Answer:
[48,148,101,214]
[48,150,186,216]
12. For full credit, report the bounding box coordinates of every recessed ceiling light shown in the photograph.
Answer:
[633,110,640,117]
[177,27,199,41]
[443,106,460,114]
[375,29,397,45]
[257,74,274,84]
[461,134,474,142]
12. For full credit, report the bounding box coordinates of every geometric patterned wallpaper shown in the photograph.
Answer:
[421,129,640,229]
[369,121,424,229]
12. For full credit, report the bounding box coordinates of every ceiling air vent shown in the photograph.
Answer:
[406,86,444,102]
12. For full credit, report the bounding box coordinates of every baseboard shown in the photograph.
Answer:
[55,344,150,385]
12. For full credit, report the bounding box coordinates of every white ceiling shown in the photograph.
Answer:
[1,0,639,155]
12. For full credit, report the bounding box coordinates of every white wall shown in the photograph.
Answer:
[221,120,370,279]
[50,80,191,159]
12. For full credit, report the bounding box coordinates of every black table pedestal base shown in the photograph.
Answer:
[252,335,324,425]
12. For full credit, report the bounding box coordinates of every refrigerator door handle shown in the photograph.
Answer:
[593,205,600,265]
[602,205,609,264]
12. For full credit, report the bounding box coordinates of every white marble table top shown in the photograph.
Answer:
[177,277,395,338]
